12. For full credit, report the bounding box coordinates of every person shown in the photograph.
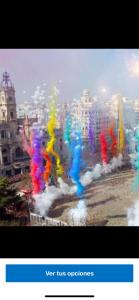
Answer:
[50,175,55,185]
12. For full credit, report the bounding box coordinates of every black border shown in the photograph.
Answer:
[1,34,139,258]
[0,226,138,258]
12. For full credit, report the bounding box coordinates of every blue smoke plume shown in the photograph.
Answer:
[69,129,85,197]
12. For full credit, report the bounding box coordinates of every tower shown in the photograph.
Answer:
[0,72,17,123]
[0,72,30,177]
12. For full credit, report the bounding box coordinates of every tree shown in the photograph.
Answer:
[20,172,32,190]
[0,176,8,190]
[0,176,22,219]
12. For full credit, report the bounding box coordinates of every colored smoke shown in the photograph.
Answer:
[34,185,62,216]
[69,130,85,196]
[68,199,87,226]
[99,131,108,164]
[126,129,136,167]
[57,177,76,195]
[22,126,45,194]
[34,154,124,220]
[43,151,52,184]
[46,87,63,176]
[64,114,72,149]
[127,200,139,226]
[109,123,117,157]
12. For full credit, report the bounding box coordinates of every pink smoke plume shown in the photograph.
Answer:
[21,127,45,194]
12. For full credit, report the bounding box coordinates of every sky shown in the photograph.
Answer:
[1,49,139,103]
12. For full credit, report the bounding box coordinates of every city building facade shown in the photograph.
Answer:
[133,98,139,127]
[0,72,30,177]
[71,90,111,154]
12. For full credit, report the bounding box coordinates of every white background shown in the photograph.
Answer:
[0,258,138,300]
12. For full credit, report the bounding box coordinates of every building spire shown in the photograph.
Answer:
[0,71,14,88]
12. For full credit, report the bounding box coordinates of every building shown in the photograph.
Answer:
[133,98,139,127]
[57,103,70,129]
[91,99,111,153]
[71,90,111,159]
[110,94,135,131]
[0,72,31,177]
[71,90,94,138]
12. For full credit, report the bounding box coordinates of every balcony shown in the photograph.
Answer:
[0,138,14,145]
[0,163,12,171]
[1,161,11,166]
[13,156,30,162]
[13,160,30,169]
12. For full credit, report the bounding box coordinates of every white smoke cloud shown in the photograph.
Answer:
[80,171,93,186]
[80,164,102,186]
[34,178,77,218]
[127,200,139,226]
[109,157,118,170]
[110,154,123,170]
[116,153,124,167]
[34,154,124,220]
[34,186,62,217]
[126,129,136,167]
[57,177,76,195]
[68,200,87,226]
[92,164,102,179]
[129,153,136,167]
[102,162,111,174]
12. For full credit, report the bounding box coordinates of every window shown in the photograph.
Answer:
[10,111,14,119]
[2,111,5,118]
[1,131,5,139]
[2,149,7,154]
[15,147,23,158]
[8,96,13,101]
[15,168,21,175]
[3,156,8,164]
[6,170,11,176]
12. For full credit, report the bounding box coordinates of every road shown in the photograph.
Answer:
[48,169,139,226]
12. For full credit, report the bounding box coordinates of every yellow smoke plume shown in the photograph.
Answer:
[46,87,63,176]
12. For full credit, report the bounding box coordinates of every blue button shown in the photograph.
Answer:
[6,264,133,282]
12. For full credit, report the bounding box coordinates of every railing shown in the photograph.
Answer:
[30,213,68,226]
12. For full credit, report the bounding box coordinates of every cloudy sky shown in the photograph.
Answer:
[0,49,139,103]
